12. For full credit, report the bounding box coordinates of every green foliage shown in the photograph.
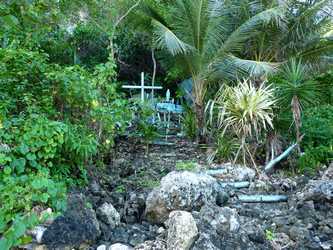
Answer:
[0,169,66,250]
[0,115,66,174]
[137,179,160,188]
[316,69,333,105]
[213,135,239,163]
[60,123,97,181]
[0,114,99,181]
[0,48,131,180]
[298,146,333,174]
[175,160,197,171]
[133,103,158,142]
[71,24,109,68]
[47,65,97,117]
[181,105,197,140]
[274,59,320,111]
[297,105,333,174]
[301,105,333,148]
[115,184,126,193]
[39,28,74,66]
[265,229,275,241]
[208,79,276,166]
[0,48,54,115]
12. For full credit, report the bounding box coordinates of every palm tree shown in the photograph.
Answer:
[143,0,284,142]
[274,59,320,153]
[246,0,333,64]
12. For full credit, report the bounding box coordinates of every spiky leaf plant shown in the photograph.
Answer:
[274,58,320,153]
[208,79,276,167]
[143,0,284,142]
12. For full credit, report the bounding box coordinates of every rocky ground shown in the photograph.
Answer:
[24,137,333,250]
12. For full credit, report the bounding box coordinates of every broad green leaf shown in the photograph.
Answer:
[0,15,19,28]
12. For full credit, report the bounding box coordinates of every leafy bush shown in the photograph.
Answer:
[0,48,54,115]
[0,169,66,250]
[298,105,333,173]
[129,103,158,153]
[298,146,333,174]
[181,105,197,140]
[60,123,98,181]
[0,48,131,177]
[214,135,239,163]
[316,69,333,105]
[0,114,99,182]
[301,105,333,148]
[71,24,109,68]
[0,115,67,174]
[47,65,98,119]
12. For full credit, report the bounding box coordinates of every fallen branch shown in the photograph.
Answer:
[219,181,250,189]
[264,142,298,174]
[238,194,288,203]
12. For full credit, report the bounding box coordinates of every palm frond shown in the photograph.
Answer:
[218,7,285,55]
[297,38,333,61]
[152,19,192,56]
[274,58,321,109]
[224,55,281,77]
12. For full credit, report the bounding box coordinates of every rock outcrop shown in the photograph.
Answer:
[166,211,198,250]
[134,240,166,250]
[41,193,100,249]
[297,180,333,202]
[192,204,255,250]
[145,171,220,224]
[97,202,121,228]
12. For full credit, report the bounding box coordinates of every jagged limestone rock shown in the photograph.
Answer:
[145,171,220,224]
[166,211,198,250]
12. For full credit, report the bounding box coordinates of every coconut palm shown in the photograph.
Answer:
[143,0,284,142]
[246,0,333,64]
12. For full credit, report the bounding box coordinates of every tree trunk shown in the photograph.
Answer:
[151,49,157,98]
[195,103,206,143]
[291,96,302,154]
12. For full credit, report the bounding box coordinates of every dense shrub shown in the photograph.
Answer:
[298,105,333,173]
[181,105,197,140]
[298,146,333,174]
[316,70,333,105]
[47,65,98,119]
[0,115,67,174]
[71,24,109,68]
[0,169,66,250]
[0,49,55,115]
[0,46,131,248]
[301,105,333,148]
[0,48,131,178]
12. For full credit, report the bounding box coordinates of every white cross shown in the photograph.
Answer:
[122,72,163,102]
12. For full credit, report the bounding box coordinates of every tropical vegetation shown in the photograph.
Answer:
[0,0,332,248]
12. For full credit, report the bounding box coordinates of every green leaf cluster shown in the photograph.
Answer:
[0,170,66,250]
[298,105,333,173]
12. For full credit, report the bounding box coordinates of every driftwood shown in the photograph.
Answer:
[219,181,250,189]
[238,194,288,203]
[264,142,298,174]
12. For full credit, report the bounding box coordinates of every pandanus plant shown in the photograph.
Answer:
[208,79,276,168]
[143,0,284,142]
